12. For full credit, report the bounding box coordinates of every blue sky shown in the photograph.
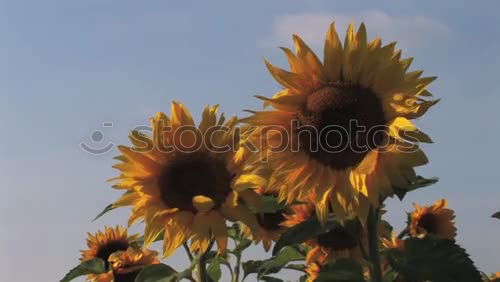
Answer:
[1,1,499,281]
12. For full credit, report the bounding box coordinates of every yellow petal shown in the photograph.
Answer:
[233,174,266,192]
[264,59,303,91]
[171,101,195,127]
[323,22,342,81]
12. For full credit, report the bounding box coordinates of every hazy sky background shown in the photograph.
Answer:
[1,1,499,281]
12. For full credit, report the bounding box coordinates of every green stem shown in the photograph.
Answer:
[233,252,241,282]
[367,207,383,282]
[183,243,194,261]
[196,251,208,282]
[195,240,214,282]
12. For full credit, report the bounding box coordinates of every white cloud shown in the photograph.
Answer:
[261,11,451,53]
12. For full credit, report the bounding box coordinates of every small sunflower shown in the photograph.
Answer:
[240,187,289,251]
[241,22,437,223]
[80,226,138,282]
[111,102,262,256]
[409,199,456,240]
[488,272,500,282]
[107,247,159,282]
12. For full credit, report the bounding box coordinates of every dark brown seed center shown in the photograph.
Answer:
[256,211,286,231]
[96,240,129,268]
[417,213,439,234]
[297,84,386,169]
[158,152,233,212]
[316,227,358,251]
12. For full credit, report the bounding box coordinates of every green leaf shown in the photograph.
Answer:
[243,260,264,279]
[272,217,360,256]
[258,246,305,277]
[386,237,482,282]
[135,264,177,282]
[248,195,286,214]
[316,258,366,282]
[492,211,500,219]
[227,224,240,239]
[272,217,323,255]
[92,203,116,221]
[232,238,252,254]
[393,176,439,200]
[60,258,106,282]
[207,257,223,282]
[260,276,284,282]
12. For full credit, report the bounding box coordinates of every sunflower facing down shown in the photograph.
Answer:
[107,247,159,282]
[409,199,456,240]
[282,196,366,266]
[241,22,437,223]
[80,226,138,282]
[110,102,262,257]
[240,187,289,251]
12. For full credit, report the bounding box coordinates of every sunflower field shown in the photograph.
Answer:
[60,22,500,282]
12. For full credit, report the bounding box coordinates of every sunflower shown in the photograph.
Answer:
[488,272,500,282]
[305,223,365,265]
[107,247,159,282]
[241,22,437,223]
[408,199,456,240]
[80,226,138,282]
[240,187,289,251]
[110,102,262,257]
[282,196,365,265]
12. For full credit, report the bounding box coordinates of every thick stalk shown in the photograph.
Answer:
[367,207,383,282]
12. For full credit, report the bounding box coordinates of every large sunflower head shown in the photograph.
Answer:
[107,247,159,282]
[110,102,262,257]
[80,226,138,281]
[239,187,289,251]
[241,22,437,223]
[409,199,456,240]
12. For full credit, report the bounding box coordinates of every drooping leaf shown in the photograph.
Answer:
[393,176,439,200]
[243,260,264,279]
[492,211,500,219]
[60,258,106,282]
[258,246,305,277]
[386,237,482,282]
[135,264,177,282]
[316,258,365,282]
[207,256,223,282]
